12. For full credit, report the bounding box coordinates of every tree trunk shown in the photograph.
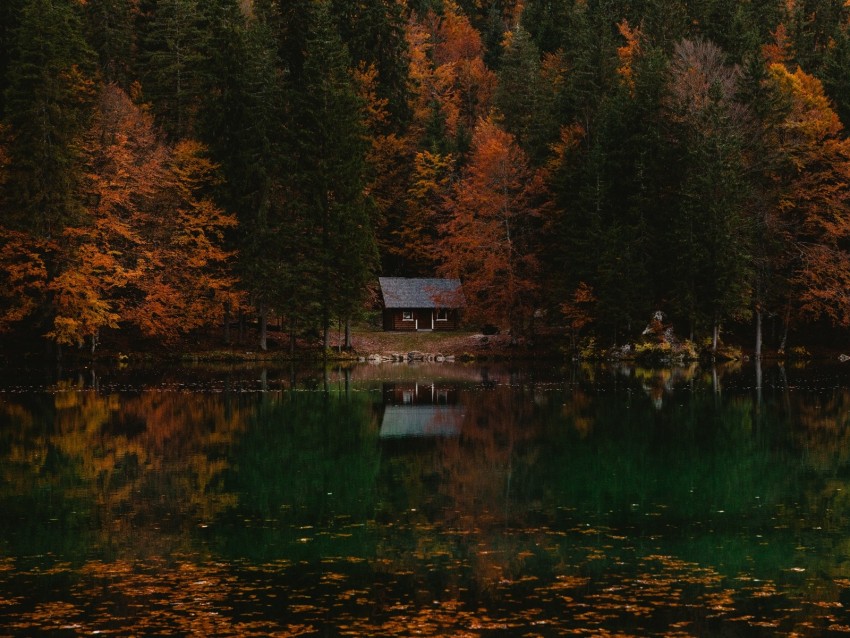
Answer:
[754,309,762,359]
[224,303,230,345]
[345,318,352,350]
[259,306,268,351]
[344,367,351,400]
[323,313,330,351]
[779,303,790,353]
[289,318,296,357]
[712,320,719,353]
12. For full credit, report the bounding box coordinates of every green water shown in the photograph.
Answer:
[2,361,850,636]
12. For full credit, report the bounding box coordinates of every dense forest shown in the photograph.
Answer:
[1,0,850,356]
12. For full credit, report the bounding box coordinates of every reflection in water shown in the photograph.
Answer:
[380,381,463,437]
[3,363,850,634]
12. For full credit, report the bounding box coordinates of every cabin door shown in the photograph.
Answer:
[413,310,434,331]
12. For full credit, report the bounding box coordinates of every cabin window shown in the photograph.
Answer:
[402,311,413,321]
[436,309,449,321]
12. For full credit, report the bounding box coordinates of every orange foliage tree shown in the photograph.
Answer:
[406,2,495,144]
[438,116,548,335]
[767,64,850,331]
[48,85,239,349]
[399,149,456,275]
[0,230,54,333]
[355,61,418,273]
[0,125,55,334]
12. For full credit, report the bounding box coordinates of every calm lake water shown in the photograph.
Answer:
[3,360,850,636]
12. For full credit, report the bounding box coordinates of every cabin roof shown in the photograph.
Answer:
[379,277,465,309]
[380,405,463,438]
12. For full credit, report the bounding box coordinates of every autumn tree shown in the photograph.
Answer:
[439,116,547,336]
[406,2,496,153]
[396,149,455,276]
[767,64,850,338]
[385,4,496,275]
[0,230,53,335]
[433,0,497,144]
[560,281,596,353]
[48,85,237,350]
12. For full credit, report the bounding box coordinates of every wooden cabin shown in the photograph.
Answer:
[379,277,465,331]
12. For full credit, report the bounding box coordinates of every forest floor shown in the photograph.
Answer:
[171,327,559,363]
[337,329,518,357]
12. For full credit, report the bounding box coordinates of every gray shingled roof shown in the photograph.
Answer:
[379,277,465,309]
[380,405,463,438]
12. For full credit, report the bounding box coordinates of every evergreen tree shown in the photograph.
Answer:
[820,21,850,132]
[84,0,138,88]
[0,0,25,120]
[137,0,207,139]
[493,24,557,166]
[687,0,783,62]
[277,0,312,80]
[196,3,290,349]
[285,1,376,347]
[330,0,411,131]
[2,0,96,236]
[662,39,755,345]
[788,0,849,74]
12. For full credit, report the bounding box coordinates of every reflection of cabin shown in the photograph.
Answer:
[379,277,465,331]
[384,381,458,406]
[380,382,464,438]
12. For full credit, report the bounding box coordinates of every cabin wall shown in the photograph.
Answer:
[382,308,461,331]
[433,309,461,331]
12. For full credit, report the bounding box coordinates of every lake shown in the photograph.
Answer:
[2,360,850,636]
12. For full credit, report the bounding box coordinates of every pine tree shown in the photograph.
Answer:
[0,0,25,120]
[285,1,376,347]
[330,0,411,131]
[84,0,138,88]
[2,0,96,236]
[820,20,850,132]
[662,39,755,346]
[192,1,292,349]
[493,24,557,166]
[137,0,207,139]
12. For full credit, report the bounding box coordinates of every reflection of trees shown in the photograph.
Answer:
[375,382,550,597]
[6,364,850,633]
[369,363,831,602]
[0,383,254,557]
[210,391,381,561]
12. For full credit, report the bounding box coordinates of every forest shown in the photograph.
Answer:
[1,0,850,357]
